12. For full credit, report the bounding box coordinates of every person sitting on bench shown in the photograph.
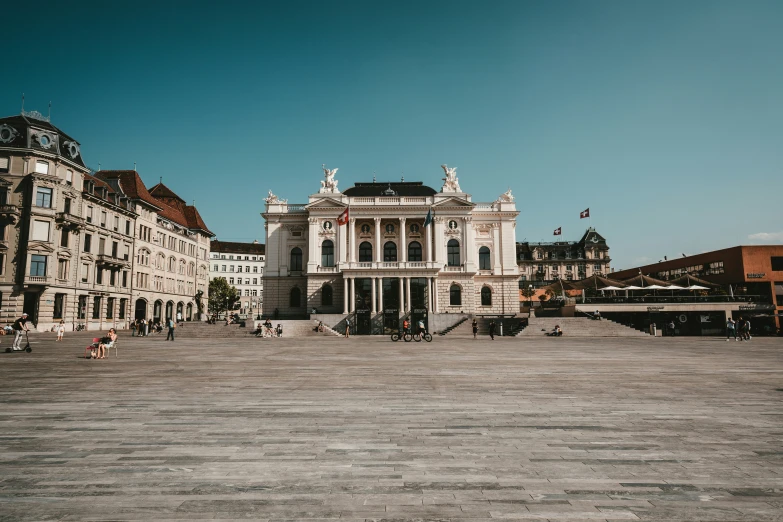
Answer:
[546,325,563,337]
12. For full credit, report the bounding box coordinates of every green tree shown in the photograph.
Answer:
[208,277,239,316]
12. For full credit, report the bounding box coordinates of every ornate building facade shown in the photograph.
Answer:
[262,166,519,332]
[516,228,611,286]
[0,110,212,331]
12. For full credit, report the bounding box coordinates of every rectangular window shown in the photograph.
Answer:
[213,264,218,271]
[253,278,257,285]
[96,267,103,285]
[57,259,69,279]
[35,160,49,174]
[30,254,47,276]
[100,211,107,227]
[78,295,87,319]
[81,263,89,283]
[122,271,128,287]
[106,297,114,319]
[35,187,52,208]
[111,241,118,258]
[65,169,73,185]
[125,220,130,235]
[0,157,8,172]
[114,216,119,231]
[63,197,71,214]
[123,245,129,260]
[86,206,93,223]
[99,237,106,255]
[92,296,101,319]
[83,234,91,253]
[53,294,65,319]
[229,278,234,284]
[253,266,258,273]
[221,265,226,272]
[60,230,69,248]
[772,257,783,271]
[110,270,116,286]
[32,219,50,241]
[230,265,234,272]
[119,298,126,319]
[245,266,250,272]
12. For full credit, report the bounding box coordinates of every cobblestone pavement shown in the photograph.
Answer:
[1,332,782,521]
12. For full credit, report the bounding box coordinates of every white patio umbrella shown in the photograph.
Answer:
[665,284,685,290]
[685,285,709,290]
[623,285,643,297]
[601,286,625,291]
[645,284,668,296]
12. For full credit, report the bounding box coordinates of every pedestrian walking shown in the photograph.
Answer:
[56,320,65,341]
[726,318,736,341]
[743,318,752,341]
[345,318,351,338]
[166,317,175,341]
[176,311,183,326]
[131,320,137,337]
[488,320,496,341]
[668,320,676,337]
[11,313,30,351]
[472,319,478,339]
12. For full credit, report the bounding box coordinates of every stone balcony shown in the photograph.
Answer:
[55,212,86,229]
[24,274,52,287]
[0,204,21,223]
[96,254,128,269]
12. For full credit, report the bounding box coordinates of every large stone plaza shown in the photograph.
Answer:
[1,332,781,521]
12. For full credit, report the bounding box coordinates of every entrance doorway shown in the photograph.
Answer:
[383,308,399,334]
[355,309,372,335]
[23,292,39,324]
[134,299,147,320]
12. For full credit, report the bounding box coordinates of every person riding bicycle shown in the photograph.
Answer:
[402,319,409,334]
[417,319,426,336]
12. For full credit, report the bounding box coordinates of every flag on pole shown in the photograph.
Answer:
[553,227,561,236]
[337,207,349,225]
[423,207,433,227]
[580,208,590,219]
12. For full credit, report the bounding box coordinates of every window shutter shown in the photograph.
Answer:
[32,220,50,241]
[35,161,49,174]
[0,157,8,170]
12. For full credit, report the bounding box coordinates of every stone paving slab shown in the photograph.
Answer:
[0,333,781,521]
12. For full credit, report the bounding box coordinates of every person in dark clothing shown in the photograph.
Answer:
[488,320,496,341]
[12,313,29,351]
[472,319,478,339]
[166,317,175,341]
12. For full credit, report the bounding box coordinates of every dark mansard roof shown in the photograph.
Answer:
[343,182,437,197]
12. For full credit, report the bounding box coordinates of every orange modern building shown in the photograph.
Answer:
[611,245,783,331]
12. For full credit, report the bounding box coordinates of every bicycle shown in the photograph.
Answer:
[75,323,86,331]
[403,330,433,343]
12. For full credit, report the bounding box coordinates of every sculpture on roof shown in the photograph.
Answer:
[440,164,461,193]
[497,188,514,202]
[264,190,287,204]
[320,164,340,193]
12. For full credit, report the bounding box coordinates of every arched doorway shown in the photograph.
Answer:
[176,302,184,320]
[186,303,193,321]
[134,298,147,321]
[165,301,174,321]
[153,300,163,321]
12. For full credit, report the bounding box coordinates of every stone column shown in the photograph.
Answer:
[492,223,502,272]
[433,278,439,312]
[349,218,356,263]
[349,278,355,313]
[428,277,434,311]
[464,217,475,271]
[371,277,377,314]
[337,218,345,265]
[405,277,411,312]
[343,277,348,314]
[426,220,433,264]
[378,278,384,312]
[398,278,404,315]
[307,218,319,273]
[433,217,445,265]
[399,217,407,264]
[374,217,382,264]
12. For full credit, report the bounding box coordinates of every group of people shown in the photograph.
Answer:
[130,316,178,340]
[255,319,283,337]
[726,317,752,341]
[471,319,499,340]
[401,318,427,337]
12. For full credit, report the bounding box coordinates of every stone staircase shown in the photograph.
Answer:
[438,317,469,336]
[443,317,527,337]
[170,320,341,338]
[517,317,650,337]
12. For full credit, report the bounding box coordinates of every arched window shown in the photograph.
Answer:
[450,284,462,306]
[290,247,302,271]
[479,246,491,270]
[321,240,334,267]
[290,287,301,308]
[384,241,397,262]
[481,286,492,306]
[359,242,373,262]
[408,241,422,262]
[447,239,460,266]
[322,284,333,306]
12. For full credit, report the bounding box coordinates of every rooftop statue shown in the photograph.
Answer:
[264,190,287,204]
[440,164,461,193]
[320,164,340,193]
[498,188,514,202]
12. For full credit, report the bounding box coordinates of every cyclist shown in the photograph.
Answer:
[417,319,426,336]
[402,319,409,335]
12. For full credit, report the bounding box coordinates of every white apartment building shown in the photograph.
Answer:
[209,240,265,316]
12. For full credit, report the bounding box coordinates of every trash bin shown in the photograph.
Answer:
[649,324,656,336]
[499,322,504,337]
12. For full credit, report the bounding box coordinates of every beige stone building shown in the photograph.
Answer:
[262,166,519,333]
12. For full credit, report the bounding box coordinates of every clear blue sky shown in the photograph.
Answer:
[3,0,781,269]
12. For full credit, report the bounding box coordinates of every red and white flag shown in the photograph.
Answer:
[580,208,590,219]
[337,207,349,225]
[553,227,561,236]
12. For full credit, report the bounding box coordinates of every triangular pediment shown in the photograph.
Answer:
[432,197,475,208]
[28,241,55,253]
[57,250,72,259]
[0,177,13,187]
[305,197,346,210]
[81,253,95,262]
